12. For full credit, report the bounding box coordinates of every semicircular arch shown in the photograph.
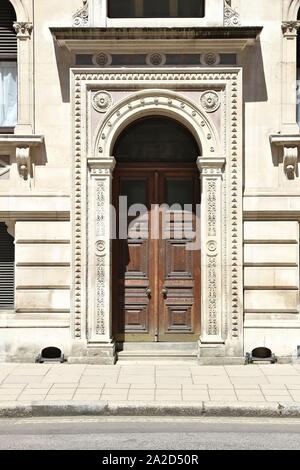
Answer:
[93,89,222,160]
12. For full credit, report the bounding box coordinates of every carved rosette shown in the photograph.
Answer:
[146,53,166,67]
[73,0,89,26]
[92,91,113,113]
[200,91,220,113]
[200,53,221,67]
[224,0,241,27]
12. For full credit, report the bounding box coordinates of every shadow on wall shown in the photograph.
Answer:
[31,141,48,177]
[53,40,72,103]
[241,39,268,103]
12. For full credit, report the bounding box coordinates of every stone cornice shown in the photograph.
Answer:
[269,134,300,146]
[51,26,262,52]
[0,135,44,147]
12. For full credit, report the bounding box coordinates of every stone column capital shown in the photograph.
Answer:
[88,157,116,176]
[197,156,226,175]
[13,22,33,40]
[282,21,300,37]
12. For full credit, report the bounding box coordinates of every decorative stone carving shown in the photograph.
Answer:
[96,181,105,237]
[73,71,242,356]
[92,91,113,113]
[200,91,220,113]
[207,256,218,336]
[95,240,106,256]
[224,0,241,27]
[13,22,33,39]
[146,53,166,67]
[284,147,298,179]
[282,21,300,36]
[96,256,106,335]
[92,52,112,67]
[200,53,221,66]
[73,0,89,26]
[16,147,30,179]
[207,180,217,237]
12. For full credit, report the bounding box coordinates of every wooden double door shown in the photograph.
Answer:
[112,163,201,342]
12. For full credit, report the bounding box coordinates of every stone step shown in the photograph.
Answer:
[117,342,198,352]
[117,350,198,362]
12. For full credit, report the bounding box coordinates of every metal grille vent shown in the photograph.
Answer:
[0,222,14,310]
[0,1,17,59]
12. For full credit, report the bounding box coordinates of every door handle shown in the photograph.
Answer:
[162,287,168,298]
[146,288,151,298]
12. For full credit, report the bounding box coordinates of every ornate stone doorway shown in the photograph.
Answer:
[70,75,243,364]
[112,116,201,343]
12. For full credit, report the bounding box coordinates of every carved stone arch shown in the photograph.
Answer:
[283,0,300,20]
[8,0,29,22]
[93,89,222,160]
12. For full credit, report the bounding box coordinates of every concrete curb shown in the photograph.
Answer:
[1,401,300,418]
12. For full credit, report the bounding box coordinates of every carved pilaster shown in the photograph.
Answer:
[13,22,33,134]
[281,21,300,132]
[87,157,116,343]
[197,157,226,344]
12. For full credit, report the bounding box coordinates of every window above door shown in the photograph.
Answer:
[74,0,225,28]
[108,0,205,19]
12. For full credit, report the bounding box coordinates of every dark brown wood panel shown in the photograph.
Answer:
[112,164,200,342]
[158,169,200,341]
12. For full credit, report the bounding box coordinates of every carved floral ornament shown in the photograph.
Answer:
[224,0,241,27]
[13,22,33,39]
[92,91,113,113]
[200,91,220,113]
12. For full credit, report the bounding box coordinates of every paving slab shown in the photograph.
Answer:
[2,363,300,417]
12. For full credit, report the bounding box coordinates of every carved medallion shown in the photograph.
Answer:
[200,53,221,66]
[92,52,112,67]
[92,91,113,113]
[95,240,106,256]
[146,53,166,67]
[200,91,220,113]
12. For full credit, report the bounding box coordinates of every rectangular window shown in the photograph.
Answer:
[0,62,17,128]
[108,0,205,18]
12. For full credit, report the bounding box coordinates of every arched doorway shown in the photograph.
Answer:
[112,116,201,343]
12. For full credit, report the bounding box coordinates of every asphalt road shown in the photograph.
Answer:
[0,417,300,450]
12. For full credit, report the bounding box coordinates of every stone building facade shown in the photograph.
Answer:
[0,0,300,364]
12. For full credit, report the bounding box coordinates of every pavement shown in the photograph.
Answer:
[2,362,300,417]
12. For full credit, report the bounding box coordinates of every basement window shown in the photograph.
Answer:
[108,0,205,18]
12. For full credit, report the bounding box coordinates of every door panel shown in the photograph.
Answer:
[113,173,156,341]
[158,171,200,341]
[112,165,200,342]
